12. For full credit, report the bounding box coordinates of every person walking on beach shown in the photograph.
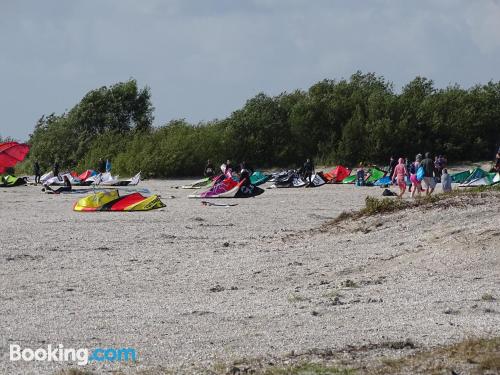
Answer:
[391,158,407,198]
[410,154,423,198]
[33,160,41,185]
[421,152,436,195]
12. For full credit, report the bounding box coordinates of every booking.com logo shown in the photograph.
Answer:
[7,343,137,366]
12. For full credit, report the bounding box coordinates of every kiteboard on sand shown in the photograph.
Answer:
[201,200,238,207]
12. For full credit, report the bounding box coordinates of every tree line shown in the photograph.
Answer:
[15,72,500,177]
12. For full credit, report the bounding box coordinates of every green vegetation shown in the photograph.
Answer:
[14,72,500,177]
[331,184,500,224]
[53,337,500,374]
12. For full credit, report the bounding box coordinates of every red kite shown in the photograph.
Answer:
[0,142,30,174]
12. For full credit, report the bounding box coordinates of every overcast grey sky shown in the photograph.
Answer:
[1,0,499,141]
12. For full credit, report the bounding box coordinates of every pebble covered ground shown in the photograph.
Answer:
[0,180,499,374]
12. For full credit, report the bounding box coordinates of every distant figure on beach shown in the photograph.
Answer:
[303,158,314,184]
[421,152,436,195]
[33,160,41,185]
[493,147,500,172]
[441,168,452,193]
[105,159,111,173]
[239,162,251,186]
[223,160,233,178]
[356,163,365,186]
[53,160,60,178]
[405,157,413,192]
[388,156,398,180]
[97,158,106,174]
[410,154,423,198]
[434,155,446,183]
[391,158,407,198]
[204,159,215,177]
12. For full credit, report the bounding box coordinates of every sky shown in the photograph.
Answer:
[1,0,500,141]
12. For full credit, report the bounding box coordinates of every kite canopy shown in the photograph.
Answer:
[249,171,270,186]
[77,169,97,181]
[73,190,165,211]
[451,170,471,183]
[0,175,27,187]
[459,168,498,187]
[0,142,30,173]
[181,177,212,189]
[269,170,305,188]
[307,173,326,187]
[366,167,386,184]
[189,177,264,198]
[322,166,351,183]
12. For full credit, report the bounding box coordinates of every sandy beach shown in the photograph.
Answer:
[1,179,499,374]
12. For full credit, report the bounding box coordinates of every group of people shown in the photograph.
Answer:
[203,159,254,186]
[33,157,112,194]
[387,152,451,198]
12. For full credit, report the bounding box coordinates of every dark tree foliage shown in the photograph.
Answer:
[17,72,500,177]
[26,79,153,171]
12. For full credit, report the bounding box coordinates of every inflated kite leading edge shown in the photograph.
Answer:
[73,190,165,211]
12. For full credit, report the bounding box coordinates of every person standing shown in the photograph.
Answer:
[33,160,41,185]
[53,160,60,178]
[441,168,452,193]
[97,158,106,174]
[493,147,500,172]
[434,155,444,183]
[238,162,251,187]
[105,159,112,173]
[204,159,215,177]
[421,152,436,195]
[303,158,314,185]
[356,163,365,186]
[388,156,398,180]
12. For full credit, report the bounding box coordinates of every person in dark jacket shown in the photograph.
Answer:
[97,158,106,174]
[494,147,500,172]
[388,156,398,178]
[204,160,215,177]
[420,152,436,195]
[303,158,314,184]
[34,160,41,185]
[239,162,252,187]
[53,161,60,177]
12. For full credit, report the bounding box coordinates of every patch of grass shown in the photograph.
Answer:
[329,185,500,225]
[288,293,309,303]
[55,369,95,375]
[263,362,356,375]
[481,293,495,301]
[369,337,500,374]
[322,290,342,299]
[340,279,359,288]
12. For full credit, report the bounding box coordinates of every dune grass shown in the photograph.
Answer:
[330,184,500,224]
